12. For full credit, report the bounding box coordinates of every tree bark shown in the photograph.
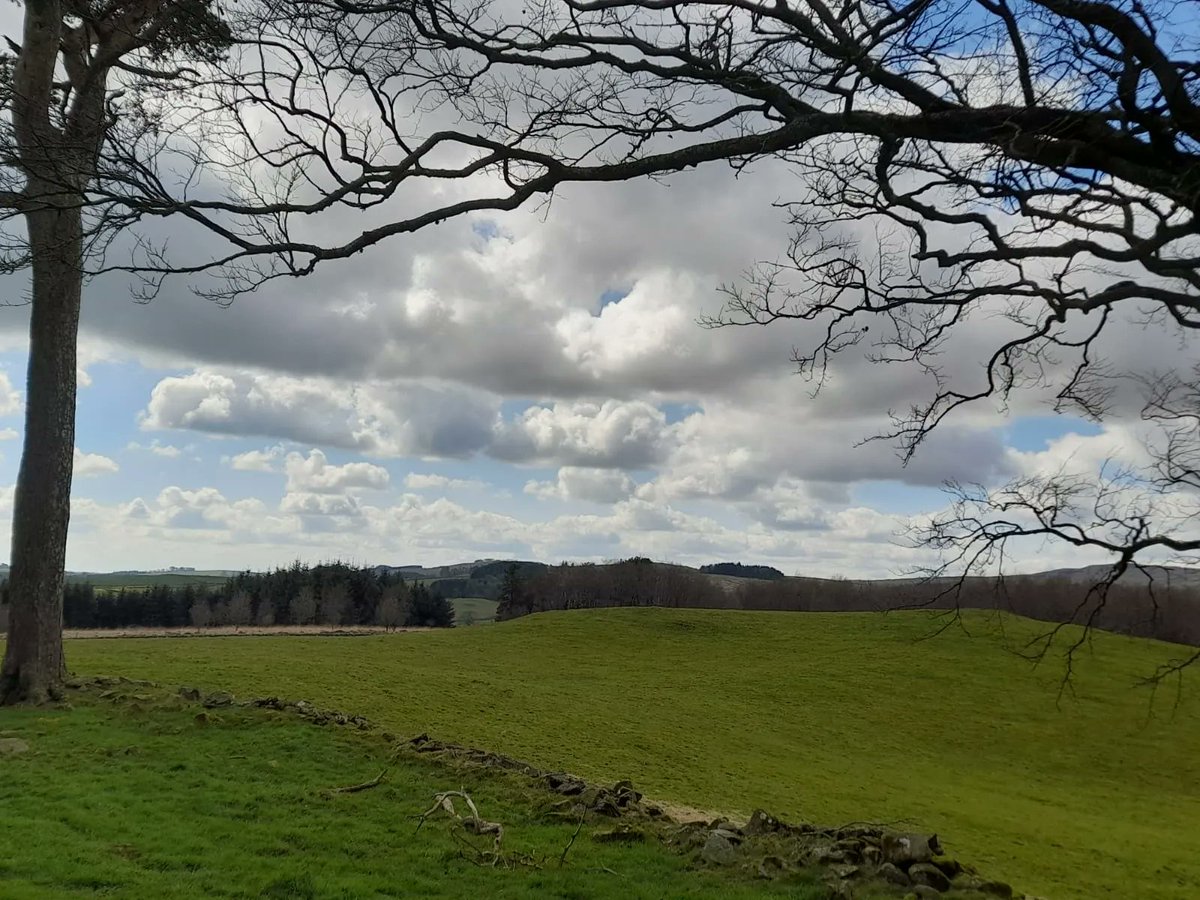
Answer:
[0,199,82,705]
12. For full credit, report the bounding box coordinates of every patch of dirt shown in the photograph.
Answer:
[63,625,432,640]
[651,799,730,824]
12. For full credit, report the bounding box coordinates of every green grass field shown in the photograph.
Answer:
[451,597,499,625]
[65,572,231,590]
[46,609,1200,899]
[0,691,838,899]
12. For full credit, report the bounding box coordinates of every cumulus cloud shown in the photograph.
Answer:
[127,439,183,458]
[279,491,363,518]
[74,448,119,477]
[141,369,497,459]
[526,467,637,504]
[1006,424,1149,480]
[225,446,285,472]
[404,473,487,491]
[0,427,17,440]
[0,123,1171,577]
[284,449,389,493]
[492,400,673,469]
[0,370,21,417]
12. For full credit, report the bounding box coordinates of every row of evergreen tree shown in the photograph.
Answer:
[1,561,455,630]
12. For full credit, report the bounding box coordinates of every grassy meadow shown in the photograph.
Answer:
[450,597,499,625]
[65,572,231,591]
[0,692,837,900]
[22,608,1200,899]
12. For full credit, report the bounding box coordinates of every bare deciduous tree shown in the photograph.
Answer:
[312,0,1196,640]
[226,590,253,629]
[6,0,1199,702]
[189,598,212,629]
[375,583,409,631]
[291,586,318,626]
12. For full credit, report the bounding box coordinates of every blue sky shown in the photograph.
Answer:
[0,134,1163,577]
[0,336,1121,576]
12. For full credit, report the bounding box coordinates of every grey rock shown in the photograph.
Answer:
[757,855,786,879]
[878,862,909,886]
[912,886,942,899]
[202,691,233,708]
[881,831,941,866]
[701,831,738,866]
[909,862,952,892]
[744,809,783,835]
[0,738,30,755]
[978,882,1014,898]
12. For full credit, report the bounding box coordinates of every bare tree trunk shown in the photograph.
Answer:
[0,200,82,705]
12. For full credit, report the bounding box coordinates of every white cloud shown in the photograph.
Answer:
[74,448,119,477]
[404,473,487,491]
[1006,425,1149,480]
[279,491,363,518]
[0,370,22,417]
[225,446,285,472]
[0,119,1174,578]
[492,400,674,469]
[526,467,637,504]
[141,369,497,458]
[127,439,183,458]
[0,427,17,441]
[284,449,389,493]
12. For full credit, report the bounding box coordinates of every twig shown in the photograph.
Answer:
[328,768,388,794]
[415,790,505,850]
[559,812,586,867]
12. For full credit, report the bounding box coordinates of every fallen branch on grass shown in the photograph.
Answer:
[326,768,389,795]
[559,813,585,867]
[415,789,505,851]
[413,789,591,871]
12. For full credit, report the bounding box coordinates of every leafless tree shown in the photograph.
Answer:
[291,586,318,626]
[189,598,212,629]
[375,582,410,631]
[225,590,253,629]
[5,0,1199,702]
[314,0,1197,648]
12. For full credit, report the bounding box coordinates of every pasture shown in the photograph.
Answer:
[450,597,499,625]
[16,608,1200,899]
[0,691,836,900]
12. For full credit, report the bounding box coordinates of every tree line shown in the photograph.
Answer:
[498,560,1200,648]
[0,562,454,631]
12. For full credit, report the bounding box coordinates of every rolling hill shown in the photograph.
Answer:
[61,607,1200,900]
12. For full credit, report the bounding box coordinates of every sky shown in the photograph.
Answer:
[0,0,1183,577]
[0,149,1164,577]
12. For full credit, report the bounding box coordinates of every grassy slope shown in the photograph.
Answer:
[0,694,831,900]
[452,597,499,625]
[65,572,230,590]
[62,608,1200,900]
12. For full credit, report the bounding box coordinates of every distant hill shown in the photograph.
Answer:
[700,562,785,580]
[497,558,1200,648]
[372,560,548,601]
[8,557,1196,645]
